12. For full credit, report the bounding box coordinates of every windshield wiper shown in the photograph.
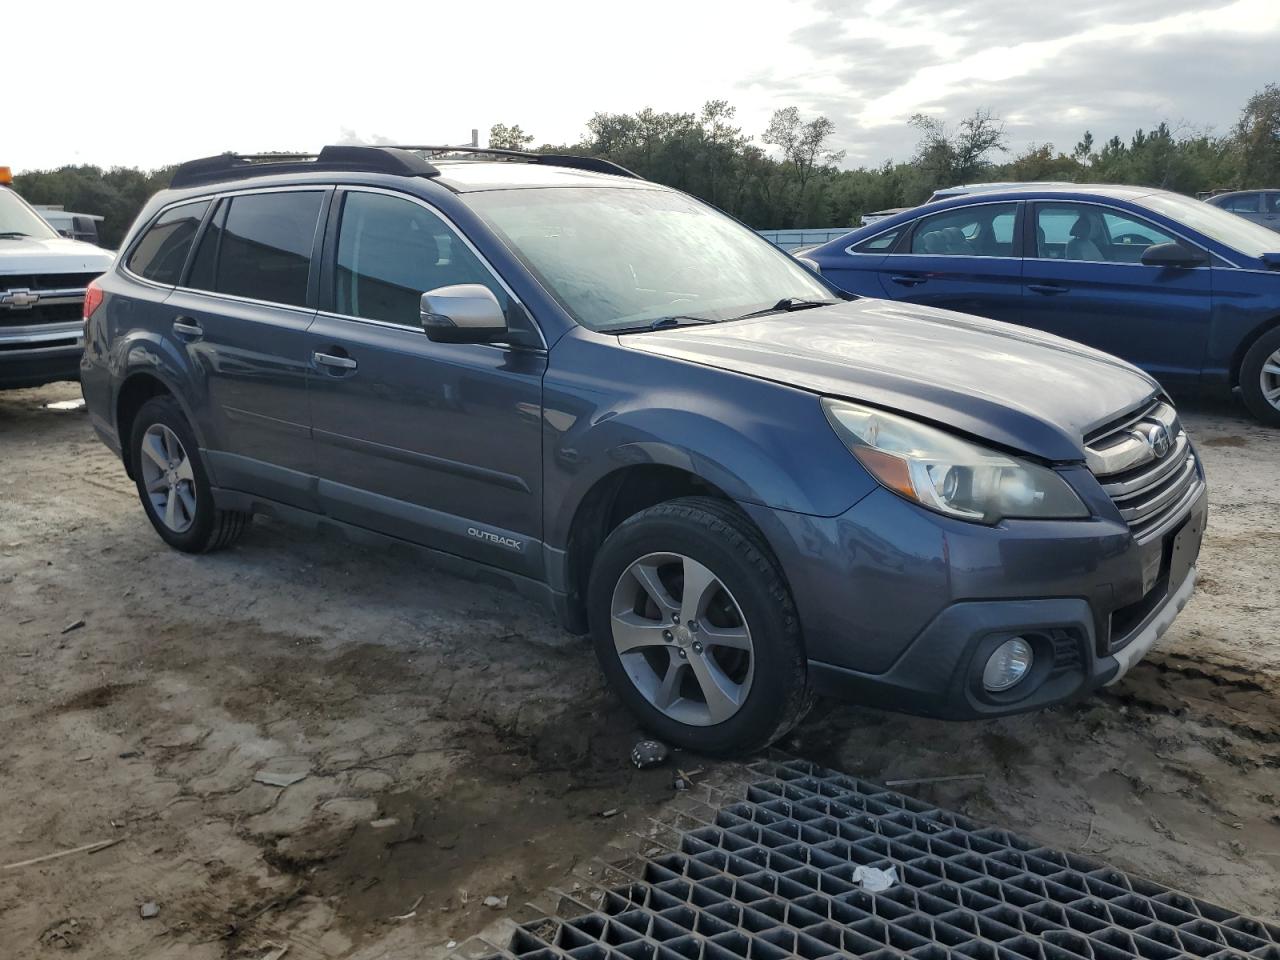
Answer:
[610,315,718,334]
[0,231,31,239]
[727,297,841,322]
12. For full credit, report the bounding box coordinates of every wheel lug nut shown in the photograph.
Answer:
[662,630,673,641]
[688,620,699,632]
[671,613,680,623]
[677,648,688,659]
[692,641,704,654]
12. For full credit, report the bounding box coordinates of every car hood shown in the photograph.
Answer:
[0,235,115,275]
[623,299,1161,462]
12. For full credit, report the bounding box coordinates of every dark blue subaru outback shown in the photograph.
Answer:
[81,146,1207,753]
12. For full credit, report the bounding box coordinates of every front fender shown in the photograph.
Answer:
[541,331,876,548]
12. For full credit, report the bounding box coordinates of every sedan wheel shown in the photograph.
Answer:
[138,423,197,533]
[1260,347,1280,413]
[609,551,754,727]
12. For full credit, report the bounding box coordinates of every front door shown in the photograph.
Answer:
[167,188,328,508]
[306,188,546,576]
[1020,202,1212,387]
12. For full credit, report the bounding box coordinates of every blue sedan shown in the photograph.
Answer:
[804,186,1280,423]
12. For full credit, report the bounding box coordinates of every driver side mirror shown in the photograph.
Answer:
[420,284,509,344]
[1140,241,1207,269]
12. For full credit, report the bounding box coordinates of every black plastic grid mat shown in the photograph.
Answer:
[486,759,1279,960]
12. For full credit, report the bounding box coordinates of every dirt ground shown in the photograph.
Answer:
[0,381,1276,959]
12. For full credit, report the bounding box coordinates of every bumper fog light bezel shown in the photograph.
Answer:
[982,637,1034,692]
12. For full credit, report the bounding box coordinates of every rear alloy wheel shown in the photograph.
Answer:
[138,423,198,534]
[1240,327,1280,426]
[129,395,250,553]
[588,497,810,755]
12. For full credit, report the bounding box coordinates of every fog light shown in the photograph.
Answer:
[983,637,1033,692]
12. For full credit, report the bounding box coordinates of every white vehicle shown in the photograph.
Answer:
[33,205,106,246]
[1,167,114,389]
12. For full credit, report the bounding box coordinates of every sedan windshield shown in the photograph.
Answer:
[466,186,832,332]
[0,188,59,240]
[1137,192,1279,260]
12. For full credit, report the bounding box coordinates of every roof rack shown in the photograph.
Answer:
[169,146,440,188]
[383,146,642,180]
[169,145,641,189]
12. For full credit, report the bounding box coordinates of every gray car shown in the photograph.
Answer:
[1205,190,1280,232]
[80,146,1206,754]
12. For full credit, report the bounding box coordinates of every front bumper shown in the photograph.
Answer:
[0,321,84,389]
[743,480,1207,720]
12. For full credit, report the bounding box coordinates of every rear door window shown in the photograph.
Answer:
[186,191,323,307]
[851,228,901,253]
[909,203,1018,257]
[126,200,210,285]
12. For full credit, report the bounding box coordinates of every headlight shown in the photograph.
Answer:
[823,399,1088,523]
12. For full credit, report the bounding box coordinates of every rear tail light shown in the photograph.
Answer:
[83,278,104,321]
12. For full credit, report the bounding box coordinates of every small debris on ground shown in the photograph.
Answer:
[390,894,424,920]
[483,895,509,909]
[60,618,85,635]
[600,808,619,818]
[369,817,399,829]
[252,767,310,788]
[139,901,160,919]
[630,739,669,769]
[884,773,986,787]
[852,864,897,892]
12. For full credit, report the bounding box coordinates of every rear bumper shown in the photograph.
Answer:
[0,321,84,389]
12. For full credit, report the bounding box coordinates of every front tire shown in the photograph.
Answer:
[1240,327,1280,426]
[129,396,249,553]
[587,497,809,755]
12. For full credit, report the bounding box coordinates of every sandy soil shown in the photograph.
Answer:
[0,382,1276,959]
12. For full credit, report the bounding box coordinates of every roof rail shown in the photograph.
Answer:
[169,146,440,188]
[377,145,642,180]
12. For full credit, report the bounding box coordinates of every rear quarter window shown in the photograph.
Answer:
[125,200,210,285]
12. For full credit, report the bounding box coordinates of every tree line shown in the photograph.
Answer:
[14,83,1280,248]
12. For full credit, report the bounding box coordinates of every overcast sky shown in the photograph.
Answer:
[8,0,1278,173]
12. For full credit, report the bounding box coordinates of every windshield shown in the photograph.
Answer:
[0,188,60,240]
[465,187,832,332]
[1137,192,1279,260]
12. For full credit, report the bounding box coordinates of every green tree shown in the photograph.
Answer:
[1234,83,1280,185]
[488,123,534,151]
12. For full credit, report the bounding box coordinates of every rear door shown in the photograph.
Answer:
[166,188,328,508]
[869,201,1025,323]
[306,187,546,576]
[1019,201,1211,386]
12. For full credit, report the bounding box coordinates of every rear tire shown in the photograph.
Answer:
[1239,327,1280,426]
[129,396,250,553]
[587,497,809,756]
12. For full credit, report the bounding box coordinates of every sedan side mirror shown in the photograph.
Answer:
[1140,241,1208,269]
[420,284,509,343]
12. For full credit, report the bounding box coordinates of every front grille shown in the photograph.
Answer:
[1086,400,1202,542]
[0,272,100,291]
[0,301,83,329]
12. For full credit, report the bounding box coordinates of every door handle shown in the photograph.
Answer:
[172,317,203,339]
[313,351,357,372]
[889,274,927,287]
[1027,283,1069,295]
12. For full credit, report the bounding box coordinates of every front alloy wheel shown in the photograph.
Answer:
[587,497,810,755]
[610,552,754,726]
[138,423,197,533]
